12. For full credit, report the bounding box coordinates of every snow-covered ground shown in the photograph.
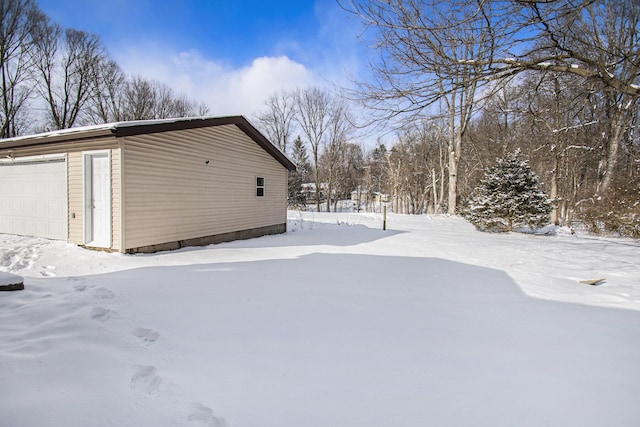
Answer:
[1,212,639,427]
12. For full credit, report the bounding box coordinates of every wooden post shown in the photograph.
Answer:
[383,206,387,231]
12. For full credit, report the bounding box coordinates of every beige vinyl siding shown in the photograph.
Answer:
[122,124,287,250]
[67,151,83,244]
[1,139,120,249]
[110,148,121,251]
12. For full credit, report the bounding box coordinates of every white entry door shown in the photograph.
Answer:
[84,153,110,247]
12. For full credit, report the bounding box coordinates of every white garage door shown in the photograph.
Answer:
[0,156,68,240]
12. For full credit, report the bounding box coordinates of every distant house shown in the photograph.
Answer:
[0,116,295,253]
[300,182,325,202]
[372,192,389,204]
[350,186,367,204]
[350,188,389,204]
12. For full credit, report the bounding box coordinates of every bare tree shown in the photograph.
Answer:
[152,81,177,119]
[523,73,594,225]
[85,57,126,124]
[414,120,447,214]
[1,5,210,132]
[171,93,210,118]
[500,1,640,99]
[345,0,500,214]
[334,142,365,210]
[383,122,447,214]
[519,1,640,194]
[346,0,640,201]
[0,0,44,137]
[119,76,208,121]
[257,90,296,154]
[32,24,105,130]
[122,75,155,120]
[322,97,354,211]
[294,87,332,211]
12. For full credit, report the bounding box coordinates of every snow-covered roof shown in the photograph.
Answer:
[0,116,296,171]
[0,116,213,144]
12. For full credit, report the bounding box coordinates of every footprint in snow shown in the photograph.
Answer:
[94,287,115,300]
[187,402,228,427]
[90,307,114,322]
[132,328,160,347]
[131,365,162,396]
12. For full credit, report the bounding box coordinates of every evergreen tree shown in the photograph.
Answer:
[463,150,552,232]
[288,136,311,206]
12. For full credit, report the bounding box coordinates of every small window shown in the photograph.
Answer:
[256,176,265,197]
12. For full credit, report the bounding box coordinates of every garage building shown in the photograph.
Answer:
[0,116,295,253]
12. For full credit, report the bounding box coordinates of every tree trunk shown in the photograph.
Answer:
[550,153,559,225]
[314,154,321,212]
[448,125,462,215]
[599,111,625,193]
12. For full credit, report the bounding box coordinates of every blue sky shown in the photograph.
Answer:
[36,0,365,116]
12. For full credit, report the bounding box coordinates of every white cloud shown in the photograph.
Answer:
[114,47,319,117]
[225,56,313,113]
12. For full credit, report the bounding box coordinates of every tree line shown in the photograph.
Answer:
[0,0,208,138]
[257,0,638,237]
[258,70,639,236]
[256,87,364,213]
